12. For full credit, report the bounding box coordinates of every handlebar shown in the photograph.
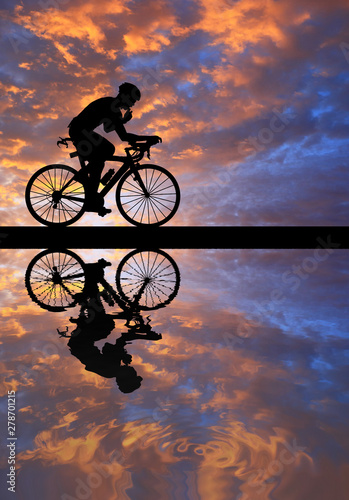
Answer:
[125,139,161,161]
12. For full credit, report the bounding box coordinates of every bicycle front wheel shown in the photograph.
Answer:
[115,249,181,310]
[116,164,180,226]
[25,164,86,226]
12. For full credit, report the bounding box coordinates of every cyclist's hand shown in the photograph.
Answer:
[123,109,133,123]
[148,135,162,145]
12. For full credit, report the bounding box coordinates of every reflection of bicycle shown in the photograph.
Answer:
[25,141,180,226]
[25,249,180,313]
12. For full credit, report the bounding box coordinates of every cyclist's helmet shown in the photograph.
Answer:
[118,82,141,103]
[116,365,143,393]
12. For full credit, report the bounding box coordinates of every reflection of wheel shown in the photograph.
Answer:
[25,165,86,226]
[116,165,180,226]
[25,249,85,311]
[115,250,180,310]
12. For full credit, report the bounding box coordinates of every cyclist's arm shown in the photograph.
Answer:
[113,122,161,144]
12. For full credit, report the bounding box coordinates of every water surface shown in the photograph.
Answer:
[1,248,348,500]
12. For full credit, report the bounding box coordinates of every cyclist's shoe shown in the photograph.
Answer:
[98,207,112,217]
[84,199,111,216]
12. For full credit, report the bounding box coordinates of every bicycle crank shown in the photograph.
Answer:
[52,190,62,209]
[51,266,63,285]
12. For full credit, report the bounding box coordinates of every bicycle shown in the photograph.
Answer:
[25,139,180,227]
[25,248,181,313]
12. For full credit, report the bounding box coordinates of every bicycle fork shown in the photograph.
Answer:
[132,169,149,197]
[125,150,149,197]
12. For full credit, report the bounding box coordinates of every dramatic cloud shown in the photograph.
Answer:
[0,0,348,225]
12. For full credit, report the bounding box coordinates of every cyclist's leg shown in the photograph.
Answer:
[69,132,92,181]
[84,159,105,209]
[86,134,115,215]
[70,131,115,215]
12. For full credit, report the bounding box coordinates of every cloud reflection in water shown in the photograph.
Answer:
[0,248,348,499]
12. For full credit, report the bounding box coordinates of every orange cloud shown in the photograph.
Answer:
[194,0,318,57]
[0,82,35,115]
[0,305,45,317]
[171,314,203,329]
[0,184,23,207]
[123,31,171,54]
[18,62,33,70]
[19,421,117,466]
[0,81,34,99]
[172,145,204,160]
[122,2,187,54]
[0,318,26,338]
[78,83,114,109]
[146,114,209,141]
[194,421,313,499]
[11,1,129,62]
[0,137,28,155]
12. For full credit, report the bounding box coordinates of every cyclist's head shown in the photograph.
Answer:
[115,365,143,393]
[118,82,141,107]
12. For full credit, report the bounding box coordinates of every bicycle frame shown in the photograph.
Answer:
[99,150,143,198]
[61,270,143,314]
[61,148,146,202]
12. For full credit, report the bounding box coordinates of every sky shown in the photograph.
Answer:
[1,3,349,498]
[1,0,349,226]
[1,247,349,499]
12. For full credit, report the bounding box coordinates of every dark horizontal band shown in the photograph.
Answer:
[0,226,347,249]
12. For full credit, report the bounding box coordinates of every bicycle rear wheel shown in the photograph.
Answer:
[25,164,86,226]
[115,164,180,226]
[25,249,86,312]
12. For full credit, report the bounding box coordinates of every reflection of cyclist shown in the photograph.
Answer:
[68,315,161,393]
[64,257,161,393]
[68,82,162,216]
[68,334,144,393]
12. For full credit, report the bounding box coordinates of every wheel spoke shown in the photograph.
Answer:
[149,174,168,194]
[42,171,55,191]
[33,181,53,194]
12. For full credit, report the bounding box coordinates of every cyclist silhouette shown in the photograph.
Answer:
[68,82,162,216]
[25,249,180,390]
[67,325,146,394]
[58,256,162,393]
[66,285,161,393]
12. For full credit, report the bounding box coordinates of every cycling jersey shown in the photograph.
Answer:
[68,96,124,136]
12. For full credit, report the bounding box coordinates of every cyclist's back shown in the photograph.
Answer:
[68,96,123,137]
